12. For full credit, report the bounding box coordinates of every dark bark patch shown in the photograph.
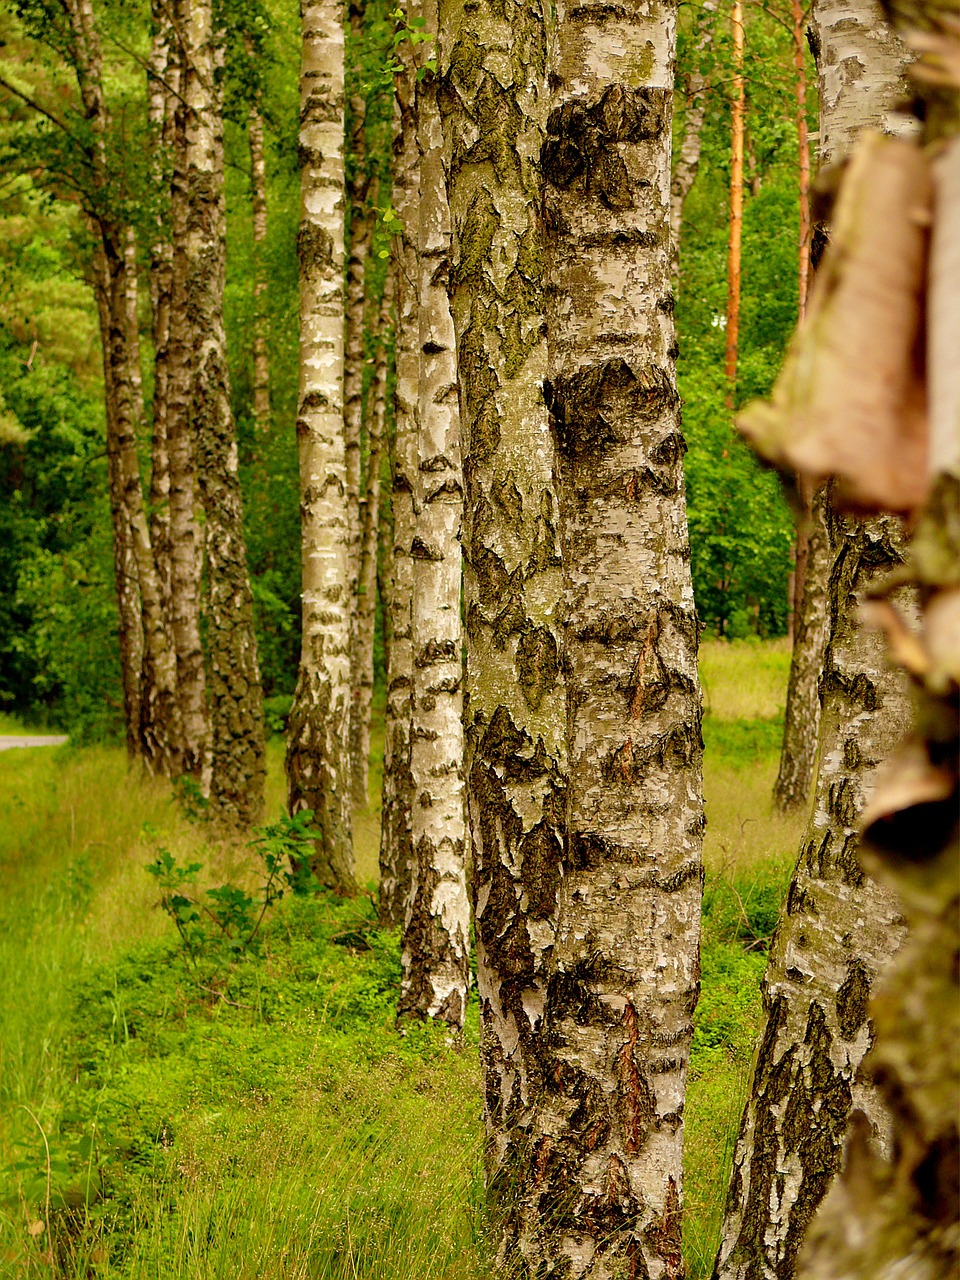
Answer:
[835,958,871,1040]
[518,818,562,919]
[545,359,678,459]
[516,624,560,710]
[410,534,443,562]
[297,221,335,268]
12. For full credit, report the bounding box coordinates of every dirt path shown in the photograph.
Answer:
[0,735,68,751]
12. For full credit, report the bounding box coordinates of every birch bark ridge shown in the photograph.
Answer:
[287,0,356,889]
[532,1,705,1272]
[437,0,567,1251]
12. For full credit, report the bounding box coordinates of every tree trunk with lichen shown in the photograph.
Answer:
[775,0,910,813]
[714,510,911,1280]
[795,6,959,1273]
[437,0,567,1247]
[397,33,470,1031]
[531,4,704,1274]
[350,271,392,810]
[378,55,417,928]
[180,0,265,826]
[670,0,716,284]
[287,0,356,890]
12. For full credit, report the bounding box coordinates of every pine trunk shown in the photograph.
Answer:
[350,271,392,809]
[533,3,705,1273]
[724,0,745,406]
[378,61,418,927]
[250,96,271,436]
[670,0,717,283]
[287,0,356,890]
[714,512,911,1280]
[179,0,265,825]
[438,0,567,1247]
[397,32,470,1033]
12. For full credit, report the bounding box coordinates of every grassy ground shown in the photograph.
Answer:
[0,642,804,1278]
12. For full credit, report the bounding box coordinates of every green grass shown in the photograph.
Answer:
[0,646,802,1278]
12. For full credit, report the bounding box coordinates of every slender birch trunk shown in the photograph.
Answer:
[397,25,470,1032]
[249,94,271,436]
[797,10,959,1272]
[670,0,717,283]
[180,0,265,825]
[714,4,914,1270]
[147,4,177,626]
[378,60,418,927]
[349,271,392,808]
[437,0,566,1246]
[167,21,209,781]
[287,0,355,890]
[531,3,704,1272]
[792,0,811,317]
[724,0,745,406]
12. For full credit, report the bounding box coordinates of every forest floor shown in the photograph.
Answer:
[0,640,805,1279]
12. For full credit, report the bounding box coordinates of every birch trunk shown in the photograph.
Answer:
[250,96,270,436]
[725,0,745,406]
[437,0,567,1245]
[378,62,418,928]
[714,511,911,1280]
[670,0,717,283]
[349,271,392,809]
[397,30,470,1032]
[167,23,209,781]
[147,4,177,626]
[774,0,909,814]
[287,0,355,890]
[533,4,704,1272]
[796,14,959,1274]
[714,5,914,1270]
[180,0,265,825]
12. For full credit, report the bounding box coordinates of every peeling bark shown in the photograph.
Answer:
[180,0,265,826]
[534,4,704,1274]
[378,55,418,928]
[437,0,567,1249]
[287,0,355,890]
[398,27,470,1031]
[349,271,392,809]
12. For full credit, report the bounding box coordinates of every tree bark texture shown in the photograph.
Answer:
[378,60,418,928]
[775,0,909,814]
[714,510,911,1280]
[438,0,567,1248]
[670,0,717,283]
[147,3,177,629]
[349,271,392,809]
[724,0,745,404]
[167,20,209,782]
[774,484,830,812]
[249,95,271,436]
[795,20,959,1276]
[535,5,705,1275]
[67,0,181,776]
[287,0,356,890]
[791,0,811,317]
[398,39,470,1032]
[180,0,265,826]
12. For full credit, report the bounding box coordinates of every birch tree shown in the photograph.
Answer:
[437,0,567,1245]
[531,0,705,1271]
[397,9,470,1030]
[249,92,270,436]
[671,0,717,283]
[179,0,265,826]
[287,0,356,890]
[378,43,418,927]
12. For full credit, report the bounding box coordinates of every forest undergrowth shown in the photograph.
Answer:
[0,641,804,1279]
